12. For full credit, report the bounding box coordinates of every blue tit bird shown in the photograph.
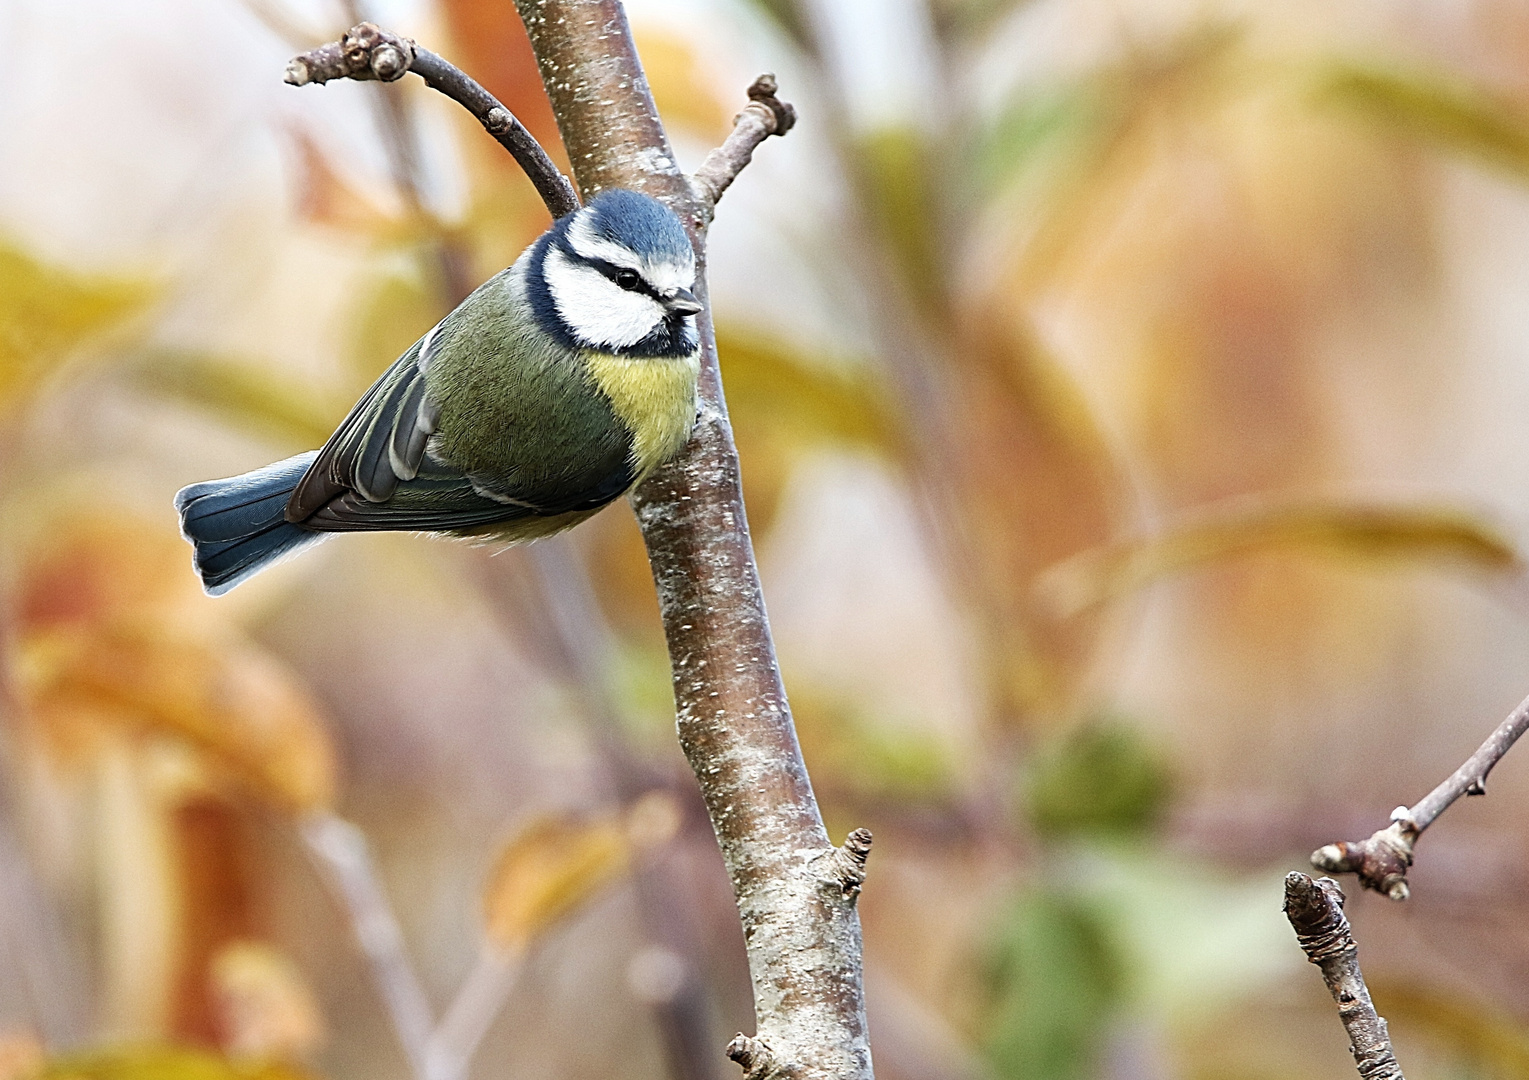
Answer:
[175,188,703,595]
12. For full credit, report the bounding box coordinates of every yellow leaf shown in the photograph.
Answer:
[0,239,152,409]
[1316,63,1529,180]
[40,1046,316,1080]
[130,349,343,450]
[715,329,898,452]
[482,815,629,952]
[210,942,325,1061]
[1370,980,1529,1077]
[1037,501,1523,617]
[635,29,731,141]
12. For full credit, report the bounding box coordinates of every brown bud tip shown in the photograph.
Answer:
[747,73,779,99]
[1284,872,1346,930]
[843,828,873,864]
[1385,878,1411,902]
[745,73,796,136]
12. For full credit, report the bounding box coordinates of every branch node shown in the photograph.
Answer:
[1313,692,1529,901]
[1310,821,1416,901]
[689,75,797,222]
[726,1034,778,1080]
[285,22,416,86]
[822,828,873,899]
[745,73,796,136]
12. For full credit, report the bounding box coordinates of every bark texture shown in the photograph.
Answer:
[511,3,874,1078]
[1284,874,1405,1080]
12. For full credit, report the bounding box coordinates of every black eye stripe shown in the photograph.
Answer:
[583,255,662,300]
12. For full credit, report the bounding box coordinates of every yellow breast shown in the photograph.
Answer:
[584,349,701,478]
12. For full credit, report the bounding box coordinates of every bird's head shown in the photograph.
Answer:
[531,189,702,358]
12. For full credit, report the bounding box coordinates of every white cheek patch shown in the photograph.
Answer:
[567,212,696,296]
[544,246,666,349]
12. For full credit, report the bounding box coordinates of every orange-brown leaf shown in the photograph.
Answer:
[482,816,628,951]
[18,624,336,814]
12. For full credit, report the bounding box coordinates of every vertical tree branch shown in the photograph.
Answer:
[512,4,874,1077]
[288,13,873,1076]
[1283,874,1405,1080]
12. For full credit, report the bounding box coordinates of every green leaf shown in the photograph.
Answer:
[1023,720,1173,841]
[974,82,1108,196]
[852,129,947,317]
[1037,501,1523,617]
[981,888,1124,1080]
[788,682,954,802]
[1315,62,1529,179]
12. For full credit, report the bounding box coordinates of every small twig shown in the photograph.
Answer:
[285,23,579,219]
[1283,874,1405,1080]
[1311,691,1529,899]
[300,814,436,1080]
[425,944,525,1080]
[688,75,797,225]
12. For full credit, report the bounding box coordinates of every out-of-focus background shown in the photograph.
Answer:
[6,0,1529,1077]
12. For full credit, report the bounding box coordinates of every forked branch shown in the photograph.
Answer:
[1311,691,1529,899]
[689,75,796,225]
[285,22,578,218]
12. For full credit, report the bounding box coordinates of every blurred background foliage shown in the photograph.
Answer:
[5,0,1529,1079]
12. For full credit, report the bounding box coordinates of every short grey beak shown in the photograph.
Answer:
[665,288,704,316]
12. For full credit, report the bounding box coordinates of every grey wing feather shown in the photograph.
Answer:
[303,456,538,532]
[288,331,444,519]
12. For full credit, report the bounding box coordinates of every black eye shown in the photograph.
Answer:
[614,269,641,291]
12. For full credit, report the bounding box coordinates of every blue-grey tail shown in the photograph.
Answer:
[175,451,328,596]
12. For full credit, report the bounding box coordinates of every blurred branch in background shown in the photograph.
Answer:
[1312,691,1529,899]
[297,816,434,1080]
[1035,499,1526,619]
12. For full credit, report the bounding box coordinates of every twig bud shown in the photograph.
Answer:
[726,1034,777,1079]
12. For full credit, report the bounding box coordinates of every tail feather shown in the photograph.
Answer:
[176,451,328,595]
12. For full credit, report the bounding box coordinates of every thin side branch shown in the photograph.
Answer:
[689,75,797,225]
[1312,691,1529,899]
[1283,874,1405,1080]
[300,814,436,1080]
[286,23,579,218]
